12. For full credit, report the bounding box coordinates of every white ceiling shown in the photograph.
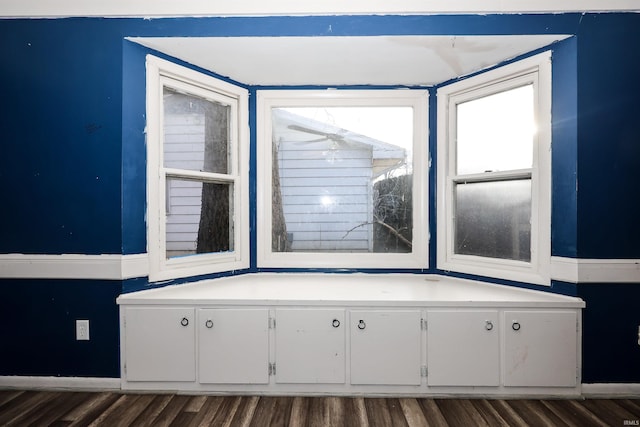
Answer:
[2,0,638,18]
[129,35,570,86]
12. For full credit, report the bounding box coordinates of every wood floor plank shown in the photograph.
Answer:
[435,398,481,427]
[344,397,369,427]
[388,398,411,427]
[250,396,279,427]
[0,390,25,407]
[307,397,337,427]
[617,399,640,417]
[541,399,608,427]
[143,394,191,427]
[581,399,640,426]
[169,411,196,426]
[468,399,511,427]
[507,399,570,426]
[486,399,529,427]
[129,394,175,427]
[87,393,153,427]
[268,396,295,427]
[0,390,59,426]
[288,396,311,427]
[21,391,90,427]
[229,396,261,427]
[185,395,225,427]
[365,397,403,427]
[184,394,209,412]
[458,399,492,427]
[208,396,242,427]
[62,391,120,424]
[417,398,448,427]
[399,398,429,427]
[4,391,64,426]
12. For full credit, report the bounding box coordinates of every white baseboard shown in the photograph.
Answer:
[582,383,640,398]
[0,376,121,391]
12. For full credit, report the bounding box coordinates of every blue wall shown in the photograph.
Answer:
[0,279,121,377]
[0,14,638,382]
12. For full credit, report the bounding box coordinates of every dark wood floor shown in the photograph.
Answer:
[1,390,639,427]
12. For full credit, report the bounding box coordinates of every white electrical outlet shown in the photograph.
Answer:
[76,319,90,341]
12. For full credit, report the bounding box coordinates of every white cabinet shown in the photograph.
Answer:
[117,274,583,395]
[426,310,500,386]
[198,308,270,384]
[503,310,578,387]
[275,308,346,384]
[350,310,422,385]
[123,306,195,382]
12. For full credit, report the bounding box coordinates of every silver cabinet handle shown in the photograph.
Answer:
[205,319,214,329]
[485,320,494,331]
[512,321,521,331]
[357,320,366,330]
[180,317,189,327]
[332,319,340,328]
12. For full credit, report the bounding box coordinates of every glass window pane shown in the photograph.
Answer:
[163,87,230,174]
[271,107,413,253]
[456,84,534,175]
[165,178,233,259]
[454,179,531,262]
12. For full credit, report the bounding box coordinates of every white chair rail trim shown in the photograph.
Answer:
[0,254,637,283]
[0,254,148,280]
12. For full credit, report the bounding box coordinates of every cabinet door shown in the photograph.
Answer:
[124,306,195,382]
[350,310,422,385]
[503,310,578,387]
[199,308,270,384]
[426,310,499,386]
[275,308,345,384]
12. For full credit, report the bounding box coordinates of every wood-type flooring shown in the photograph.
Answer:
[1,390,639,426]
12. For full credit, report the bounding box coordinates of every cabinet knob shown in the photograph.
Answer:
[357,320,366,330]
[332,319,340,328]
[205,319,214,329]
[485,320,494,331]
[512,321,521,331]
[180,317,189,327]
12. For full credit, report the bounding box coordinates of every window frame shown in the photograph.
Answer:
[146,55,249,282]
[256,89,429,269]
[436,52,552,285]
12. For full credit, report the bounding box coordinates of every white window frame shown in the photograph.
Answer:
[257,89,429,269]
[146,55,249,281]
[436,52,552,285]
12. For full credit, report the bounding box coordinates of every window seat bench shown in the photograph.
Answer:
[117,273,584,397]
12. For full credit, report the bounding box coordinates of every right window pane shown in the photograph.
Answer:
[454,179,531,262]
[456,84,534,175]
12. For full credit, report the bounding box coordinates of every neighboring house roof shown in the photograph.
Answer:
[272,108,407,178]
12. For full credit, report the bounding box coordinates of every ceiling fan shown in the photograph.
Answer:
[287,124,347,143]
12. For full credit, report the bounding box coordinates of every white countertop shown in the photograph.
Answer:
[117,273,585,308]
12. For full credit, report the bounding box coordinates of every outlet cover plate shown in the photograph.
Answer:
[76,319,90,341]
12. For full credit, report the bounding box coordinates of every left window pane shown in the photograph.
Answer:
[165,178,233,259]
[163,87,230,174]
[147,56,249,281]
[162,86,234,261]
